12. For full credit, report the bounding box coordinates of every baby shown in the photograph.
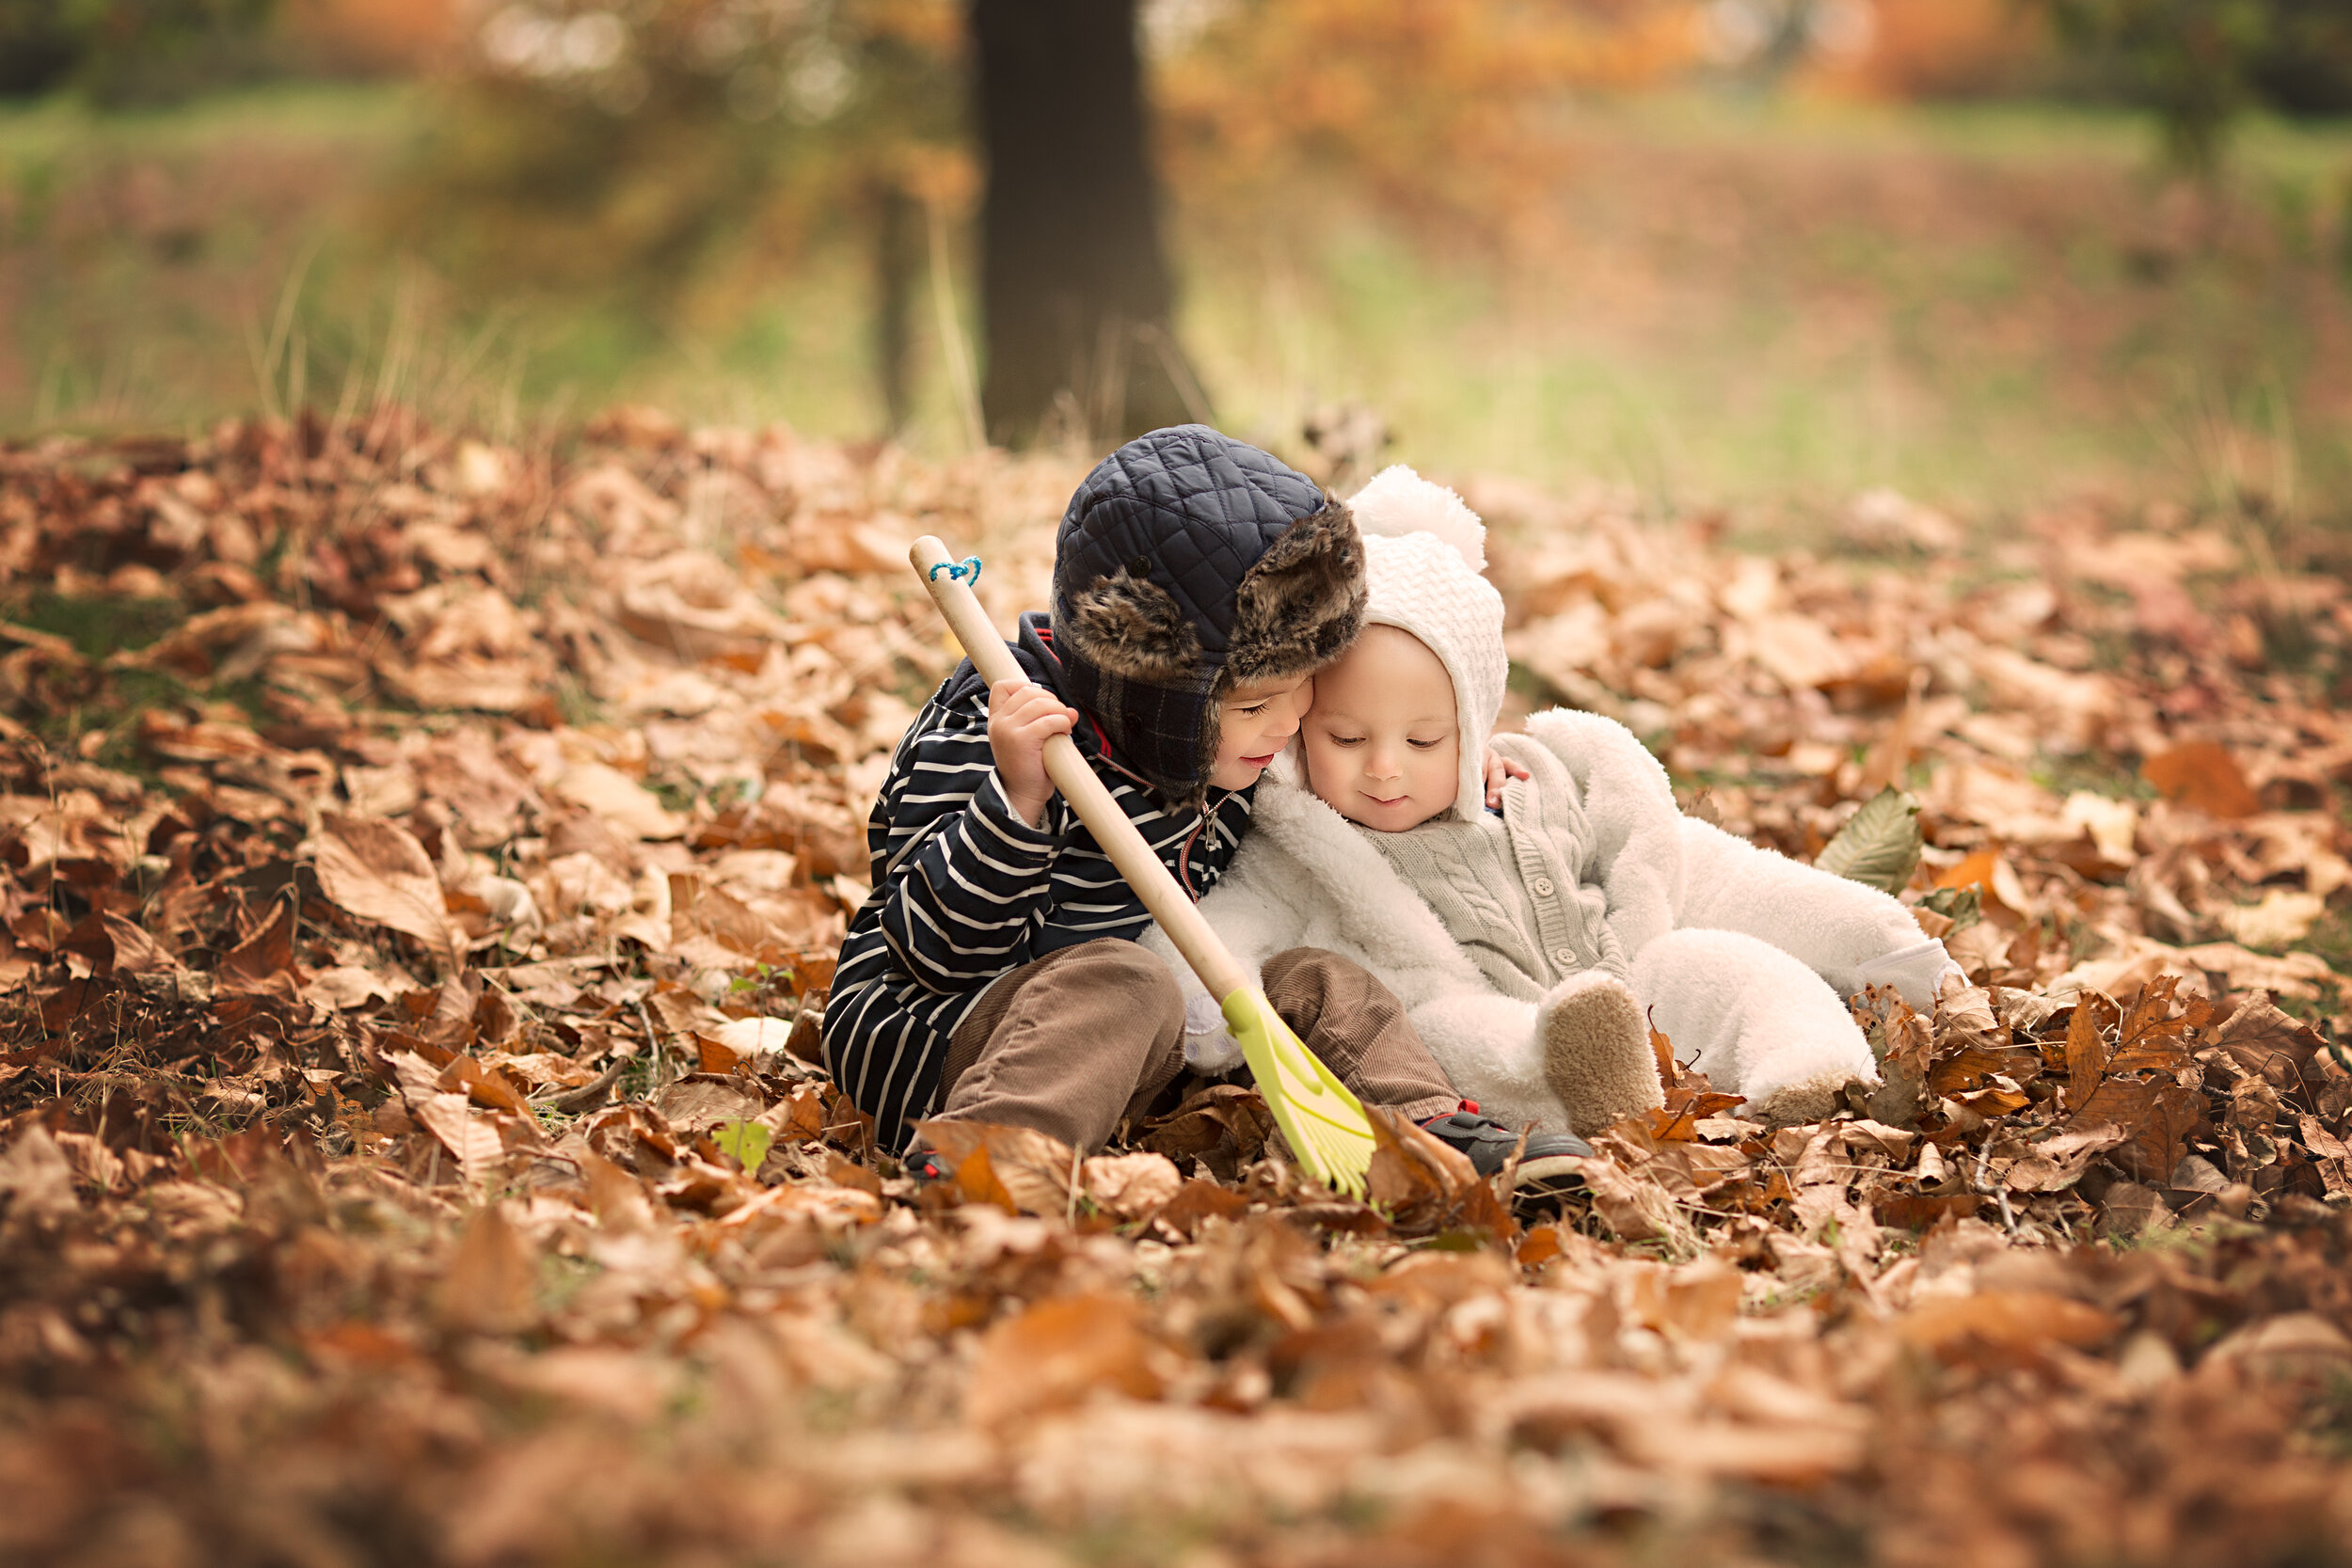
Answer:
[1146,467,1958,1132]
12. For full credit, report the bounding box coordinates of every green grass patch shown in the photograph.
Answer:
[3,589,187,660]
[0,589,283,775]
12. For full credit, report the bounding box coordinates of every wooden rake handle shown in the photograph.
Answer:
[910,535,1250,1003]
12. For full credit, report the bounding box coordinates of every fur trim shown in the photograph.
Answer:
[1223,498,1368,686]
[1196,698,1222,807]
[1349,466,1486,570]
[1060,571,1204,684]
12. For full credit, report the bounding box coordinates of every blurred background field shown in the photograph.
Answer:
[4,0,2351,533]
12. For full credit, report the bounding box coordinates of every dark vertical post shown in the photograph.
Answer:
[968,0,1199,446]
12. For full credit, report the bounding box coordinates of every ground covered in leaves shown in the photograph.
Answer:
[2,413,2351,1568]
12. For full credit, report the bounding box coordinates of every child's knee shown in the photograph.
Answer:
[1263,943,1368,981]
[1261,945,1385,1004]
[1066,938,1182,1016]
[1260,946,1320,990]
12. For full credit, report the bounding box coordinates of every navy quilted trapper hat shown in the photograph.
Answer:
[1052,425,1367,807]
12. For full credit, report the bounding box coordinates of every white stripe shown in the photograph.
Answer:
[903,899,1025,962]
[967,805,1056,857]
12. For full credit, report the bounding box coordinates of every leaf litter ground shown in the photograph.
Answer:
[2,412,2351,1568]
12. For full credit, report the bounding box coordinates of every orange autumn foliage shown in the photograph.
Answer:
[1805,0,2056,100]
[1156,0,1706,249]
[282,0,467,70]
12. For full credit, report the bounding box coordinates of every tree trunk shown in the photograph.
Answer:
[968,0,1200,447]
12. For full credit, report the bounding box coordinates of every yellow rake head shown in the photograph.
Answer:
[1221,987,1376,1198]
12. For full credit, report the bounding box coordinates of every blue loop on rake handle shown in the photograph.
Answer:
[929,555,983,586]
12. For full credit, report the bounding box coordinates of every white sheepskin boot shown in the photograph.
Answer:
[1631,927,1881,1125]
[1536,971,1664,1137]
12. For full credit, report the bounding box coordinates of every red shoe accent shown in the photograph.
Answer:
[1460,1101,1480,1115]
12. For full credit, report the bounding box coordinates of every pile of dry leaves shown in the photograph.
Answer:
[1,412,2348,1568]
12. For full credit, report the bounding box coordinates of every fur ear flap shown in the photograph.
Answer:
[1061,571,1204,683]
[1225,498,1367,686]
[1348,466,1486,570]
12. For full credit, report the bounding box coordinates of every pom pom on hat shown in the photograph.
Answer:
[1346,466,1486,571]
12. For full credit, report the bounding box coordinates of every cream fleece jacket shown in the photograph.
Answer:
[1145,707,1935,1128]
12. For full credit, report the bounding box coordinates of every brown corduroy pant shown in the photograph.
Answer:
[934,939,1459,1153]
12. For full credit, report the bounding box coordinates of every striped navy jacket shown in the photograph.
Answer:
[822,613,1253,1151]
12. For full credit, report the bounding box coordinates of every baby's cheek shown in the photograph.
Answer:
[1419,746,1462,811]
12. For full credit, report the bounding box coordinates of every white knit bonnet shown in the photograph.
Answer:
[1343,466,1507,825]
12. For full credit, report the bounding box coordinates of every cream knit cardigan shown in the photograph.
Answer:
[1145,706,1929,1130]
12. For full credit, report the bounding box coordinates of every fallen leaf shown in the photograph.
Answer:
[1645,1086,1747,1143]
[409,1093,507,1184]
[215,897,305,1000]
[916,1119,1076,1216]
[2202,1313,2352,1379]
[552,764,686,841]
[1150,1179,1250,1239]
[0,1126,78,1223]
[1080,1151,1184,1221]
[2066,994,2112,1105]
[437,1204,537,1335]
[1895,1291,2120,1360]
[2061,790,2139,864]
[698,1015,799,1072]
[440,1054,535,1118]
[99,911,183,977]
[711,1119,772,1172]
[1365,1105,1511,1240]
[575,1144,657,1232]
[964,1294,1166,1426]
[2070,1078,2204,1183]
[2143,741,2260,819]
[654,1078,767,1137]
[2217,889,2327,950]
[314,814,461,972]
[1815,784,1924,892]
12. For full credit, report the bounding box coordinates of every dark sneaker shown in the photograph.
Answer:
[904,1148,956,1185]
[1419,1103,1591,1204]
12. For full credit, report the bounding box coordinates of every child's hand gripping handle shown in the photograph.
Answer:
[909,536,1249,1003]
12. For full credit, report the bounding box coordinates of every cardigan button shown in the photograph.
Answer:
[1553,946,1576,965]
[1532,877,1555,896]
